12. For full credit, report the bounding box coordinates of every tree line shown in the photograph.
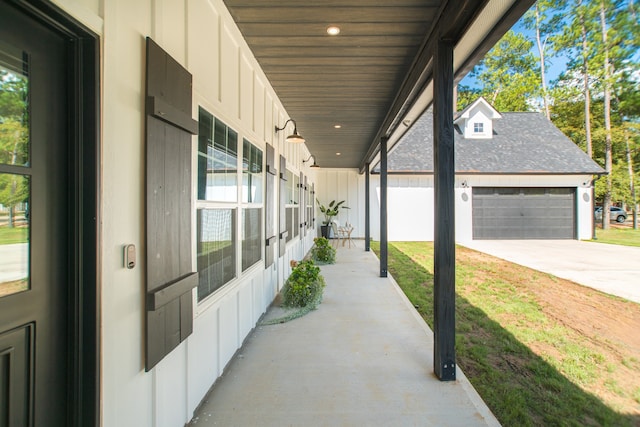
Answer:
[0,68,29,228]
[458,0,639,229]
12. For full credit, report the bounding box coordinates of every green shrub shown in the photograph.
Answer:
[282,260,325,308]
[310,237,336,264]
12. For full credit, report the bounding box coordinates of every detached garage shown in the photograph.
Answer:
[472,187,576,239]
[370,98,605,242]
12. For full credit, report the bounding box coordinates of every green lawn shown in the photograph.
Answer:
[592,228,640,247]
[372,241,640,426]
[0,226,29,245]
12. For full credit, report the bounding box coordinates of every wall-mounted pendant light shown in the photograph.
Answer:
[275,119,305,144]
[303,154,320,168]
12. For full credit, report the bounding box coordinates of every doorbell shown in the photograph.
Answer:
[124,244,136,269]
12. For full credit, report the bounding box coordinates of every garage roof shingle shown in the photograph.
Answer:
[382,108,605,175]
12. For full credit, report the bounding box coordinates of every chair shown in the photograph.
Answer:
[330,220,343,247]
[339,223,354,248]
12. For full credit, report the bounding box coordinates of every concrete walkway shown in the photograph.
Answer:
[190,242,499,426]
[461,240,640,303]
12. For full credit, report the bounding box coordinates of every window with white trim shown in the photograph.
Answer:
[473,122,484,134]
[196,107,238,301]
[285,169,299,242]
[241,139,263,271]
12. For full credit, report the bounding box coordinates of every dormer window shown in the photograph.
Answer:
[454,97,502,140]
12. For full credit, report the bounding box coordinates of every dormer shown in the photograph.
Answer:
[454,97,502,139]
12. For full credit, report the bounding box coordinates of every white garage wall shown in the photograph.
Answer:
[369,174,595,242]
[51,0,318,425]
[368,175,435,241]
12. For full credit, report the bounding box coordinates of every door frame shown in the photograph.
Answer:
[9,1,100,425]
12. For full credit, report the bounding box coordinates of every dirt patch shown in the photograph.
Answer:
[458,246,640,417]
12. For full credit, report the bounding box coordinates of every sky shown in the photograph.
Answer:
[459,3,639,90]
[459,17,568,89]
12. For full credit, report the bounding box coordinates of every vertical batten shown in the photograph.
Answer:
[255,78,265,138]
[187,0,220,103]
[240,54,254,126]
[220,24,239,114]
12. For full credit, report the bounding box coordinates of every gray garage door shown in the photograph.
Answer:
[472,187,576,239]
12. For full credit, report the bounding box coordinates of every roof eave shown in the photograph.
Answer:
[359,0,536,174]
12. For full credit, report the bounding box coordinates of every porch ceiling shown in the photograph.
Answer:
[222,0,535,171]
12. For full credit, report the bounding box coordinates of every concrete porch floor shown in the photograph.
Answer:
[189,241,499,426]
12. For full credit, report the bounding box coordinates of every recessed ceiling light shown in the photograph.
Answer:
[336,152,341,156]
[334,124,341,129]
[326,26,340,36]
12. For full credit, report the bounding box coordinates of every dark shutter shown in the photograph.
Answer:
[265,144,277,268]
[311,183,316,229]
[303,175,308,235]
[300,172,306,236]
[145,37,198,371]
[278,156,287,257]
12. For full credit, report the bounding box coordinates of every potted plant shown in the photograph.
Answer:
[261,259,326,325]
[317,199,349,238]
[282,260,325,309]
[310,237,336,264]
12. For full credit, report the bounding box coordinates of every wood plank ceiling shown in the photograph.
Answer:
[222,0,534,169]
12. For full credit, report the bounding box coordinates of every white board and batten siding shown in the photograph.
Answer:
[369,174,595,242]
[314,169,365,237]
[49,0,317,426]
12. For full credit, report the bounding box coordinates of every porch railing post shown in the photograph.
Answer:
[365,162,371,252]
[380,137,388,277]
[433,38,456,381]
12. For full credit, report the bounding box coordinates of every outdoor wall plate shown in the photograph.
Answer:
[124,244,136,269]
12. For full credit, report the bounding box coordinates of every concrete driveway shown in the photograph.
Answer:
[461,240,640,304]
[0,243,28,282]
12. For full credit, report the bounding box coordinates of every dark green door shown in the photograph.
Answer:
[0,2,71,425]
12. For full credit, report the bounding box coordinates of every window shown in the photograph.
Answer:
[284,170,299,242]
[242,208,261,271]
[306,182,312,230]
[0,58,30,298]
[195,108,267,300]
[473,122,484,133]
[198,108,238,202]
[242,139,263,203]
[241,139,263,271]
[197,209,236,300]
[292,173,300,238]
[196,108,239,302]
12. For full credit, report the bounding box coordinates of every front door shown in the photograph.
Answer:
[0,2,71,425]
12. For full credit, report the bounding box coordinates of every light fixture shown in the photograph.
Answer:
[334,124,341,129]
[326,26,340,36]
[303,154,320,168]
[275,119,305,144]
